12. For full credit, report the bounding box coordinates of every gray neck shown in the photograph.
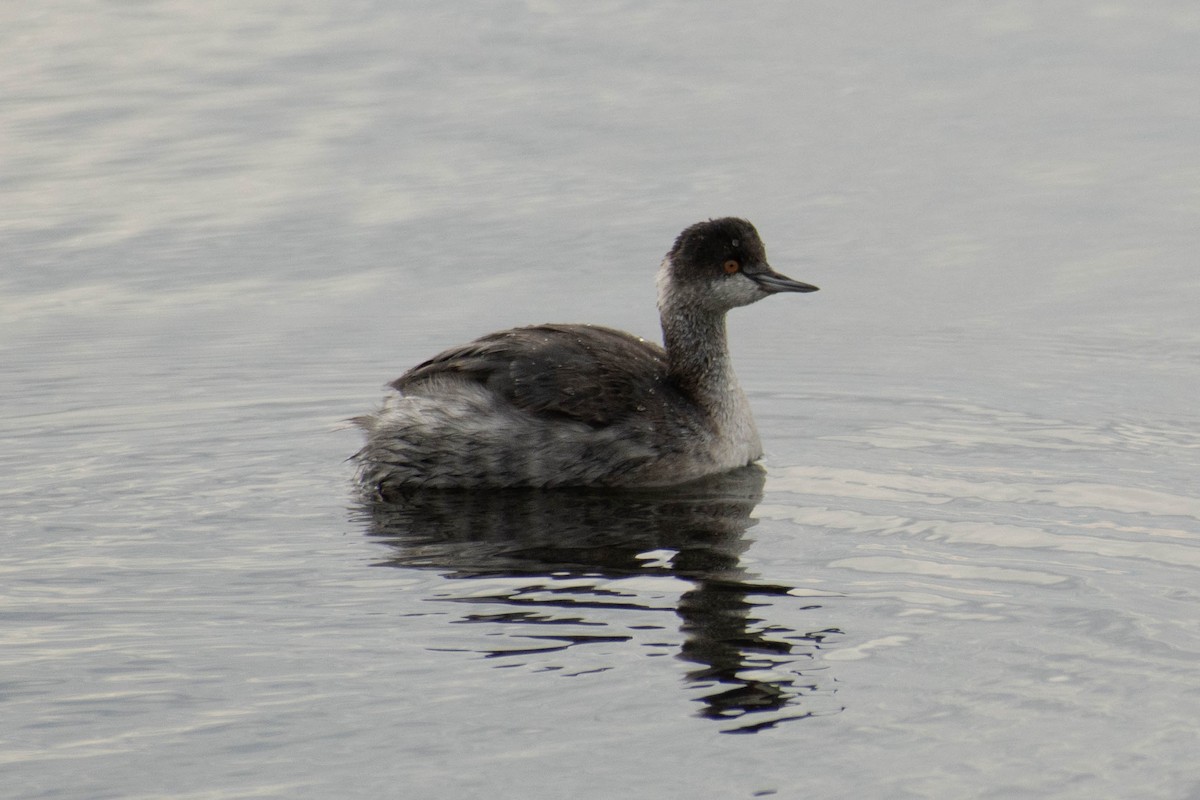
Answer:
[657,258,740,407]
[656,259,762,463]
[659,301,738,406]
[659,298,762,467]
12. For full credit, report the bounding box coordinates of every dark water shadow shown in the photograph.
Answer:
[355,466,843,733]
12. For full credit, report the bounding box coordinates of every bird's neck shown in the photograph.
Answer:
[659,301,738,404]
[657,261,762,463]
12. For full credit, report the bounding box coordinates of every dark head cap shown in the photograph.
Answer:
[669,218,767,276]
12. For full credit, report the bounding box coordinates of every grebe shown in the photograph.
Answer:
[353,217,818,491]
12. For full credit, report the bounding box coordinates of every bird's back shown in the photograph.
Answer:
[355,324,710,490]
[393,323,676,428]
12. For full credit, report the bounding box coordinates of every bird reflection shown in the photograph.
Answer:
[357,466,841,732]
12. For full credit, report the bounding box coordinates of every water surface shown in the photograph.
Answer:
[3,2,1199,798]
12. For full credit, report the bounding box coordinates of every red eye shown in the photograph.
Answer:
[723,260,740,274]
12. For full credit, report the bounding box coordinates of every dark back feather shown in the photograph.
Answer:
[390,324,684,429]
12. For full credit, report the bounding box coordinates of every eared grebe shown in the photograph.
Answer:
[353,217,818,491]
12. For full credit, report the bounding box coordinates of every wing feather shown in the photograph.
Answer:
[390,324,674,429]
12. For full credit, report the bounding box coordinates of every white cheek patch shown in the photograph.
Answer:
[710,274,766,309]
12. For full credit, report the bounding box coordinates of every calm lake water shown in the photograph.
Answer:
[4,2,1199,798]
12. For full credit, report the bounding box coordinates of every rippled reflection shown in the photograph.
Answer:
[357,466,842,732]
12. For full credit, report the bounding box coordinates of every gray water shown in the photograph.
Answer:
[4,2,1199,798]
